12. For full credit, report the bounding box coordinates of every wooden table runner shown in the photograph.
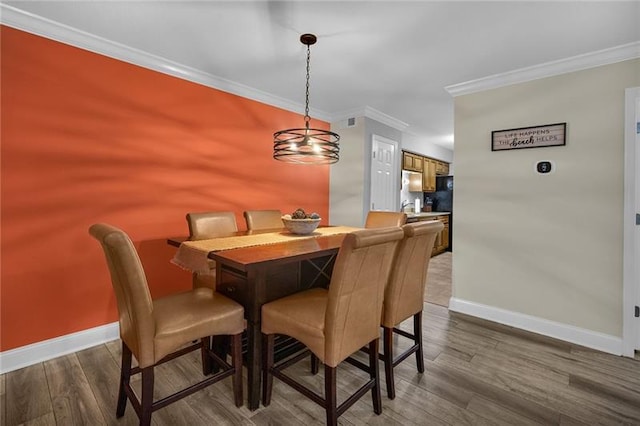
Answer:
[171,226,360,274]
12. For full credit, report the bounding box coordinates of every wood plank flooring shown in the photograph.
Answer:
[424,252,451,307]
[4,301,640,425]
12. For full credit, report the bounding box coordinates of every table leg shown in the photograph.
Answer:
[246,319,262,410]
[245,268,266,411]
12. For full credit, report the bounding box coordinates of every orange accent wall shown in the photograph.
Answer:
[0,26,330,351]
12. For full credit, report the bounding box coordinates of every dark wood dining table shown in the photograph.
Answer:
[168,228,347,410]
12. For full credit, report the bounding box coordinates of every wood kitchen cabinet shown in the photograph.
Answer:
[407,171,423,192]
[422,158,436,192]
[435,161,449,176]
[402,151,449,192]
[403,152,423,172]
[430,215,449,256]
[437,215,450,254]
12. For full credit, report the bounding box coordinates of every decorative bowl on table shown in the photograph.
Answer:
[282,209,321,235]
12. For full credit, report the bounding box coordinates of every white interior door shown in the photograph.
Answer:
[622,87,640,356]
[370,135,398,212]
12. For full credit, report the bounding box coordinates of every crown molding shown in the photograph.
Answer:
[331,106,409,132]
[0,4,333,122]
[446,41,640,97]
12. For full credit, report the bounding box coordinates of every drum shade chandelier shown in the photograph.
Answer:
[273,34,340,165]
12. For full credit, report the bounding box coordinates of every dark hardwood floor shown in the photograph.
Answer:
[3,301,640,425]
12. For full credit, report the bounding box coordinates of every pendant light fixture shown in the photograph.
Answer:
[273,34,340,165]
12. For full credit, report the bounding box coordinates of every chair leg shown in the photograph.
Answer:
[231,333,243,407]
[201,336,212,375]
[382,326,395,400]
[324,364,338,426]
[262,334,274,406]
[140,367,154,426]
[211,335,227,374]
[116,342,132,418]
[414,312,425,373]
[368,339,382,415]
[311,353,319,375]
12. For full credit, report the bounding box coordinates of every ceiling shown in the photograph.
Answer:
[4,1,640,150]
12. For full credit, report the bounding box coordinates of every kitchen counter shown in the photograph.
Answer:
[406,211,450,220]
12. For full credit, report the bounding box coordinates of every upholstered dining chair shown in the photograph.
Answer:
[243,209,283,231]
[261,227,404,426]
[380,220,443,399]
[89,223,244,426]
[364,211,407,228]
[186,211,238,289]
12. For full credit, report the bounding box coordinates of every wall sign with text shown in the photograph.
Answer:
[491,123,566,151]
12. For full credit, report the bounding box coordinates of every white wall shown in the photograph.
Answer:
[329,118,365,227]
[452,59,640,343]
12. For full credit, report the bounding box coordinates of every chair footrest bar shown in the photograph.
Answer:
[152,368,235,412]
[125,366,236,415]
[392,327,415,340]
[271,368,325,406]
[206,347,233,370]
[270,364,377,416]
[344,356,370,374]
[336,379,375,417]
[392,344,419,368]
[124,384,142,416]
[130,342,202,375]
[273,347,311,371]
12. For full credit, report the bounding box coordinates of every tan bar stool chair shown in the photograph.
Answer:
[186,211,238,289]
[364,211,407,228]
[261,227,404,426]
[243,209,283,231]
[381,220,443,399]
[89,223,244,426]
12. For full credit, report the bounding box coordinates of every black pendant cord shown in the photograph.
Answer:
[304,43,311,131]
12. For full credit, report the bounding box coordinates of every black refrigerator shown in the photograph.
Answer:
[428,176,453,251]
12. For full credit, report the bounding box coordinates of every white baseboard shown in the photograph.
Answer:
[448,298,624,356]
[0,322,120,374]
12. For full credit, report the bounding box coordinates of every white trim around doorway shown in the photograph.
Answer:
[622,86,640,357]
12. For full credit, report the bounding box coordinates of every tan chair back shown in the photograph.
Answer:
[382,221,443,328]
[186,211,238,240]
[89,223,155,368]
[324,227,404,367]
[365,211,407,228]
[243,209,283,231]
